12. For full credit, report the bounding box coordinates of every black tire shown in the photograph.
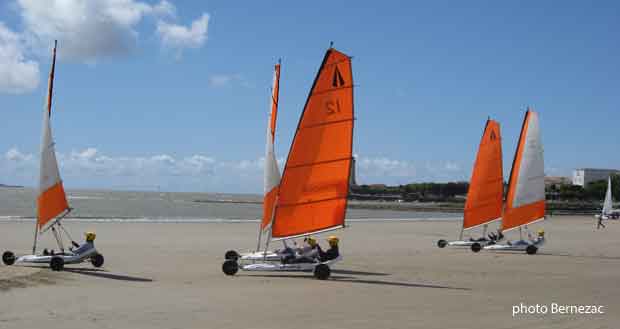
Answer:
[224,250,239,260]
[222,260,239,276]
[437,240,447,248]
[526,245,538,255]
[50,256,64,271]
[471,242,482,253]
[91,254,104,268]
[2,251,16,266]
[313,264,331,280]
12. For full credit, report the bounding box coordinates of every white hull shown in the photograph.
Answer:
[483,239,545,253]
[242,256,342,272]
[16,247,98,265]
[239,251,282,262]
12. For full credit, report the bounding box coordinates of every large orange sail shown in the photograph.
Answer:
[261,62,281,230]
[37,40,70,232]
[502,109,545,232]
[463,119,504,230]
[271,48,354,240]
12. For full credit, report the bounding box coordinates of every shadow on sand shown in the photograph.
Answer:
[245,270,469,290]
[536,252,620,260]
[63,268,153,282]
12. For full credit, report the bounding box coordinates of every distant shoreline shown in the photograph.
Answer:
[193,198,597,215]
[0,184,23,189]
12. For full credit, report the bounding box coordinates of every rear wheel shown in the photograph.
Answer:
[222,260,239,276]
[526,245,538,255]
[471,242,482,253]
[437,240,447,248]
[91,254,104,268]
[224,250,239,260]
[50,256,64,271]
[2,251,15,265]
[314,264,331,280]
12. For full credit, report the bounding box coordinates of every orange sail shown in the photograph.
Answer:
[37,40,70,232]
[271,48,354,240]
[502,109,545,232]
[261,61,282,230]
[463,119,504,230]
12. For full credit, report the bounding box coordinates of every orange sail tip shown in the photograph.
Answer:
[463,119,504,230]
[271,48,354,240]
[37,182,69,230]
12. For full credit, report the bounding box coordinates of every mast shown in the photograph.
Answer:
[35,40,71,252]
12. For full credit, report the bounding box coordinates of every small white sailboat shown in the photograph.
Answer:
[224,60,285,263]
[473,108,546,254]
[2,41,104,271]
[222,46,354,279]
[437,118,504,248]
[595,177,619,220]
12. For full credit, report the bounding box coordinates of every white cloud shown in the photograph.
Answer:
[0,23,39,93]
[5,147,34,162]
[16,0,175,61]
[157,13,209,53]
[1,148,471,192]
[208,73,252,88]
[356,157,468,185]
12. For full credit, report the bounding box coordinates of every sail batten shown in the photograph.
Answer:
[463,119,504,230]
[502,109,545,232]
[271,48,354,240]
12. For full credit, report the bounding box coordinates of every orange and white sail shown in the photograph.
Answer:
[271,48,354,240]
[463,119,504,230]
[502,109,545,232]
[37,41,70,232]
[261,62,281,231]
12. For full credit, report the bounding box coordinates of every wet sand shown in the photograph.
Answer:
[1,216,618,328]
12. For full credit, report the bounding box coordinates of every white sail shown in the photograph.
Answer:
[603,176,613,215]
[512,111,545,208]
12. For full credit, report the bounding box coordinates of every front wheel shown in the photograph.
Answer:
[222,260,239,276]
[50,256,64,271]
[471,242,482,253]
[314,264,331,280]
[437,240,447,248]
[526,245,538,255]
[2,251,16,265]
[91,254,104,268]
[224,250,239,260]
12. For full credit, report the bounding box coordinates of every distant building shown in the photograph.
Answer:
[572,168,620,186]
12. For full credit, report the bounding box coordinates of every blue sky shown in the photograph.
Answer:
[1,0,619,192]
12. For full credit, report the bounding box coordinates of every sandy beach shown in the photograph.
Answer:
[1,216,618,329]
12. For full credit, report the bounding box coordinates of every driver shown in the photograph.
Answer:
[318,236,340,262]
[71,232,97,255]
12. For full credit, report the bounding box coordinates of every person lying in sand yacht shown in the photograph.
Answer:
[42,231,97,256]
[317,236,340,262]
[282,237,320,264]
[506,229,544,246]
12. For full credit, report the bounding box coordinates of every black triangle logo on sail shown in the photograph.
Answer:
[332,66,345,88]
[490,131,497,141]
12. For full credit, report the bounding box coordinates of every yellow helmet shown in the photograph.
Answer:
[537,229,545,236]
[306,237,317,246]
[327,235,339,246]
[85,232,96,242]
